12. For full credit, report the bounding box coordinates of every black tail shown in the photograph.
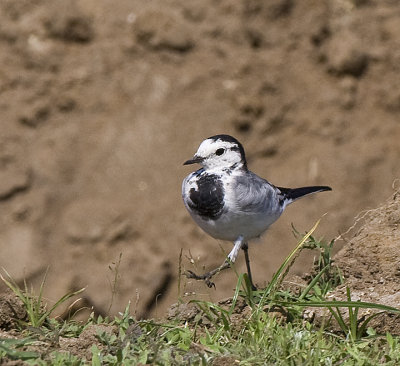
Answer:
[278,185,332,203]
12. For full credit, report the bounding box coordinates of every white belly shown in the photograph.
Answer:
[189,208,283,242]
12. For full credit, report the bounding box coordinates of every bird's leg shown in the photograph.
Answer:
[185,261,230,288]
[242,242,257,291]
[185,236,244,288]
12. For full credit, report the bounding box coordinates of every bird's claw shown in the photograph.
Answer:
[204,278,216,289]
[184,270,216,289]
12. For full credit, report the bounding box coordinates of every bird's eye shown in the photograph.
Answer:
[215,148,225,156]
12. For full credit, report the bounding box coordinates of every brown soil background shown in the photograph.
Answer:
[0,0,399,318]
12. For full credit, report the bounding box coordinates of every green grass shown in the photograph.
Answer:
[1,221,400,365]
[1,267,85,328]
[86,307,400,365]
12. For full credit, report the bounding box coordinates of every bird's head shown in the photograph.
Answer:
[184,134,247,171]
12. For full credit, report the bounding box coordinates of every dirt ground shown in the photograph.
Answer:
[314,189,400,335]
[0,0,400,320]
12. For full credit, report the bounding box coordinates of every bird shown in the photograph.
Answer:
[182,134,331,290]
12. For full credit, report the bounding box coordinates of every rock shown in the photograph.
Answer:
[244,26,265,49]
[243,0,293,19]
[167,302,199,321]
[0,20,18,43]
[232,118,253,133]
[310,21,331,47]
[265,0,293,19]
[18,102,50,128]
[0,289,28,330]
[0,167,30,200]
[237,95,265,119]
[22,35,60,71]
[325,31,369,77]
[134,9,194,52]
[44,1,94,43]
[231,94,265,132]
[55,96,77,113]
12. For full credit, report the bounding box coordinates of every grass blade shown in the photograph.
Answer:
[258,219,321,310]
[299,264,330,300]
[267,219,320,294]
[276,300,400,313]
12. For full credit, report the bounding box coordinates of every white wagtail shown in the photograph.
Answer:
[182,134,331,289]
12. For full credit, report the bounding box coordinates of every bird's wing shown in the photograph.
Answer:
[231,172,282,213]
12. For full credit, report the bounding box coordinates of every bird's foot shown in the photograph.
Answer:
[245,278,257,292]
[185,270,216,288]
[243,271,257,291]
[184,260,231,289]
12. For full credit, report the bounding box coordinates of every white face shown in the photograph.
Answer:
[193,138,243,170]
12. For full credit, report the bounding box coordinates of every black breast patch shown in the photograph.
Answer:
[188,174,225,220]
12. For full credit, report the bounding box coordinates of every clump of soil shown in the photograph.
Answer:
[0,289,27,330]
[313,189,400,335]
[58,324,116,360]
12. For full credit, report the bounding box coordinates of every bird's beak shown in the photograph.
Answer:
[183,155,203,165]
